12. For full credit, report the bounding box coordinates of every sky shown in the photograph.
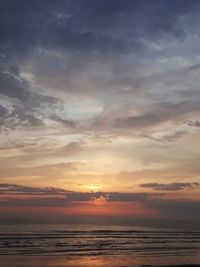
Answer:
[0,0,200,226]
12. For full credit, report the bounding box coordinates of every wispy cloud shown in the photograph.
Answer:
[140,182,199,191]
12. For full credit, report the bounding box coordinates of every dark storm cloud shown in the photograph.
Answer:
[0,0,199,128]
[140,182,199,191]
[0,69,29,101]
[0,0,131,55]
[0,0,199,57]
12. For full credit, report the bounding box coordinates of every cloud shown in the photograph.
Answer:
[0,183,161,206]
[50,115,77,128]
[0,70,30,101]
[0,183,71,195]
[140,182,199,191]
[0,104,44,132]
[113,100,200,129]
[0,0,199,59]
[1,0,200,134]
[1,183,200,222]
[186,120,200,128]
[0,58,60,131]
[0,1,200,223]
[141,131,187,143]
[157,131,187,142]
[114,113,160,129]
[106,192,151,202]
[149,198,200,219]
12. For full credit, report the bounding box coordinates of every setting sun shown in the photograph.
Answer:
[87,183,102,192]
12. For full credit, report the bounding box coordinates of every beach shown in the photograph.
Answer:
[1,256,200,267]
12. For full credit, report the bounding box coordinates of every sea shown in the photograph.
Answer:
[0,224,200,266]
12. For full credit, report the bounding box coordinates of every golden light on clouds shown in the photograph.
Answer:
[0,0,200,224]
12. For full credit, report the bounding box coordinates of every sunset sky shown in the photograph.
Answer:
[0,0,200,225]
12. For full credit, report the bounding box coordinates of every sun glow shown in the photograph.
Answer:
[87,183,102,192]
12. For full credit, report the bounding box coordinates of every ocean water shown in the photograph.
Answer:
[0,224,200,260]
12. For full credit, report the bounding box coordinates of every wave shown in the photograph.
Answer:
[0,225,200,257]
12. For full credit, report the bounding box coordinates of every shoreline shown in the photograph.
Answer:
[0,255,199,267]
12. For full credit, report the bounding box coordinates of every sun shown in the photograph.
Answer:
[87,183,102,192]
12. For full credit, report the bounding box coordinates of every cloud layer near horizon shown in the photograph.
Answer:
[1,183,200,223]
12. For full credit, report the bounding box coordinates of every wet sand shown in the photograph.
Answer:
[1,256,200,267]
